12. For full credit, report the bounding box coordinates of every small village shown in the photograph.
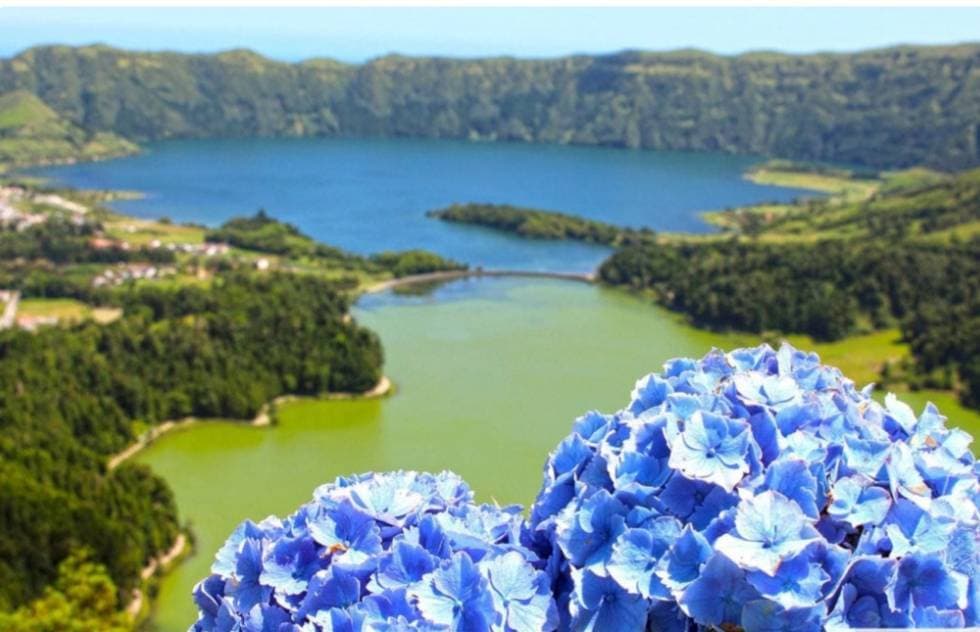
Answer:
[0,183,272,331]
[1,184,91,224]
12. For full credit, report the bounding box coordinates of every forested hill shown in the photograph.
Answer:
[600,168,980,408]
[0,272,383,613]
[1,43,978,169]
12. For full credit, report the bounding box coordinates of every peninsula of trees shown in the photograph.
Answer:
[428,203,655,246]
[206,210,465,277]
[1,43,978,170]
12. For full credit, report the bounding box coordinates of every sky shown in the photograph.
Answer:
[0,7,978,62]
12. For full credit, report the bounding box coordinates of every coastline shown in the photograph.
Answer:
[107,418,197,471]
[106,375,393,469]
[126,532,189,620]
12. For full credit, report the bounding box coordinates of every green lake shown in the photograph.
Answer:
[137,277,980,631]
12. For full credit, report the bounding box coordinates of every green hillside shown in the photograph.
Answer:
[1,43,978,169]
[0,90,137,168]
[0,90,65,131]
[600,168,980,408]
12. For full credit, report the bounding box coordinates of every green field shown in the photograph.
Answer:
[745,165,879,201]
[16,297,90,321]
[103,216,206,246]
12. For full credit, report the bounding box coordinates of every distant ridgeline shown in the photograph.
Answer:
[0,43,979,169]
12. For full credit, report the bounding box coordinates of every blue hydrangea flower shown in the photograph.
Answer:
[569,569,648,631]
[677,553,759,625]
[555,490,626,573]
[408,553,494,631]
[667,411,751,491]
[190,471,557,631]
[827,475,892,528]
[481,551,557,632]
[713,490,822,575]
[745,553,830,609]
[528,344,979,630]
[606,519,679,600]
[194,344,978,631]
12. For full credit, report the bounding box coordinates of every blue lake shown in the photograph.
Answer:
[34,137,810,272]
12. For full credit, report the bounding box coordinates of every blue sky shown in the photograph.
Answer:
[1,7,978,62]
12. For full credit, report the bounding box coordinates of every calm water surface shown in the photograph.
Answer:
[34,138,811,272]
[138,278,763,630]
[127,276,980,630]
[35,141,818,628]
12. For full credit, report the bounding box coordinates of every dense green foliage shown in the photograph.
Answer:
[205,210,357,262]
[1,44,978,169]
[601,238,978,341]
[0,215,174,264]
[0,262,111,302]
[0,450,176,612]
[429,203,655,246]
[600,169,980,406]
[0,272,383,611]
[0,90,136,167]
[206,211,464,275]
[369,249,466,278]
[0,551,132,632]
[721,169,978,241]
[903,291,980,408]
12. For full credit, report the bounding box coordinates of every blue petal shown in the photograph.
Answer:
[655,524,712,591]
[370,540,437,592]
[678,553,758,626]
[556,490,627,573]
[572,570,648,632]
[741,600,823,632]
[763,458,820,519]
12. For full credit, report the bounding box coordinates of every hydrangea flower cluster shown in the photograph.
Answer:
[527,344,979,631]
[190,470,557,632]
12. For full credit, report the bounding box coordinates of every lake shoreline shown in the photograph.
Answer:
[106,375,393,469]
[32,144,974,630]
[126,532,189,621]
[365,268,595,294]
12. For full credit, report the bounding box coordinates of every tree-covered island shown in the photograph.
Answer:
[428,203,655,246]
